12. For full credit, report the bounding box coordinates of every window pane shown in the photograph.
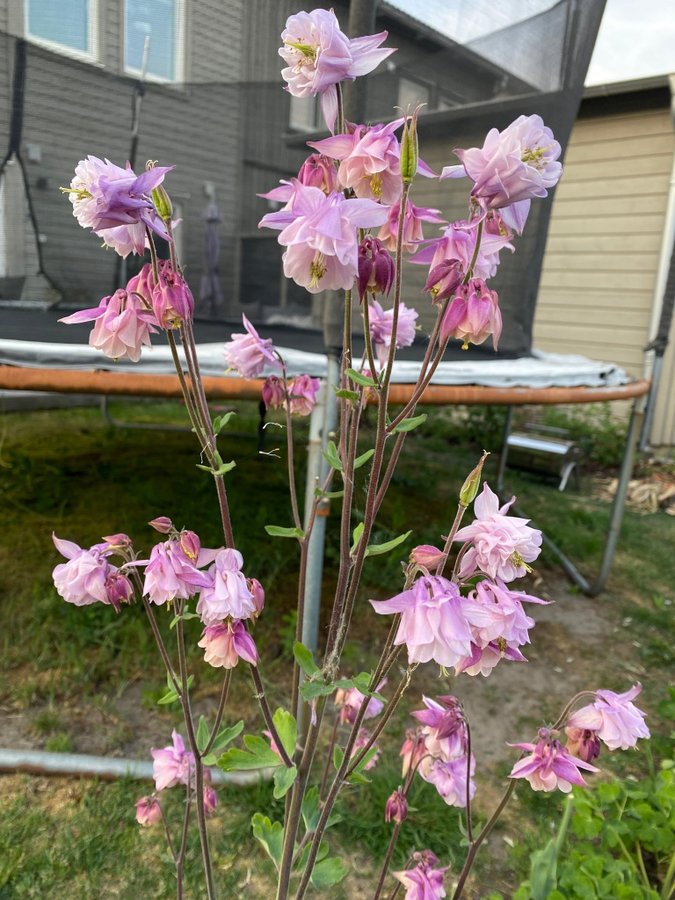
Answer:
[27,0,89,53]
[397,77,430,111]
[289,95,317,132]
[126,0,178,81]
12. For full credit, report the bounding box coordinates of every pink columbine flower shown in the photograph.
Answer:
[385,788,408,824]
[59,289,158,362]
[564,726,601,763]
[196,548,256,624]
[335,679,387,725]
[142,539,212,606]
[297,153,339,194]
[135,796,162,826]
[52,534,127,609]
[454,483,542,582]
[288,374,321,416]
[350,728,380,770]
[248,578,265,616]
[377,201,445,254]
[151,730,194,791]
[358,236,395,299]
[67,156,173,256]
[151,266,194,329]
[259,182,389,293]
[411,696,467,761]
[566,685,650,751]
[454,642,527,678]
[368,299,418,367]
[440,279,502,350]
[394,851,448,900]
[419,754,475,808]
[412,219,513,282]
[224,314,281,379]
[197,621,259,669]
[442,115,562,213]
[370,576,473,668]
[423,259,464,304]
[279,9,394,131]
[125,261,155,305]
[400,728,428,778]
[509,729,599,793]
[262,375,286,410]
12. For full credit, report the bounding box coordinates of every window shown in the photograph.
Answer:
[289,94,319,132]
[125,0,184,83]
[25,0,96,60]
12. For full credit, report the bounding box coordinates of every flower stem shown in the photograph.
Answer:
[250,664,294,769]
[372,821,403,900]
[202,670,232,757]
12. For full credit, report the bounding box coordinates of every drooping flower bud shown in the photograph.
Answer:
[459,451,489,507]
[440,279,502,351]
[179,530,201,561]
[385,788,408,824]
[248,578,265,616]
[409,545,444,571]
[288,374,321,416]
[564,726,601,763]
[101,533,132,550]
[149,516,174,534]
[203,785,218,815]
[358,236,395,299]
[423,259,464,304]
[151,267,195,330]
[105,571,134,612]
[135,796,162,826]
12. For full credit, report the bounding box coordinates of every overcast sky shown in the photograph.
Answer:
[389,0,675,86]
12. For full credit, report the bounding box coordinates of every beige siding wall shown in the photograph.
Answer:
[534,105,675,441]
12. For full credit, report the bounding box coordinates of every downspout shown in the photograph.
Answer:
[640,73,675,450]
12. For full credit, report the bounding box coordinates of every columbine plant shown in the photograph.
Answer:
[54,8,649,899]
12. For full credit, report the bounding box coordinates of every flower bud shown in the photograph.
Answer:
[203,785,218,816]
[297,153,338,194]
[102,533,132,550]
[248,577,265,616]
[105,571,133,612]
[564,726,601,763]
[262,375,285,411]
[152,184,173,221]
[385,788,408,824]
[151,267,194,329]
[409,545,444,571]
[358,237,395,300]
[149,516,174,534]
[135,796,162,826]
[179,530,201,561]
[459,451,489,507]
[399,109,419,185]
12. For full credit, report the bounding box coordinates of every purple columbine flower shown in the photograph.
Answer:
[203,785,218,816]
[224,314,281,378]
[151,730,194,791]
[393,851,448,900]
[400,728,428,779]
[419,754,476,808]
[358,236,395,300]
[370,576,473,668]
[288,374,321,416]
[135,796,162,826]
[197,621,259,669]
[279,9,394,132]
[151,266,194,329]
[297,153,339,195]
[59,289,158,362]
[259,182,389,294]
[411,695,467,761]
[142,539,213,606]
[423,259,464,304]
[334,678,387,725]
[412,219,513,282]
[377,201,445,254]
[262,375,286,411]
[441,114,562,214]
[368,299,418,368]
[67,156,173,257]
[566,684,650,751]
[248,577,265,616]
[196,548,256,624]
[564,726,602,763]
[454,483,542,582]
[509,729,599,793]
[440,279,502,351]
[52,534,130,609]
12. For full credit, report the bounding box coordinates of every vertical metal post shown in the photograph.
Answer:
[495,405,514,494]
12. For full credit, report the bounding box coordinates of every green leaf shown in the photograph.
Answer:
[273,765,297,799]
[334,388,360,401]
[206,720,244,759]
[350,671,385,700]
[213,411,236,434]
[196,459,237,476]
[293,642,319,676]
[322,440,343,472]
[365,530,412,558]
[169,611,201,629]
[353,448,375,470]
[392,412,427,433]
[251,813,284,870]
[351,522,365,554]
[300,680,335,701]
[314,488,344,499]
[302,787,321,832]
[345,367,378,387]
[218,734,281,771]
[272,708,297,759]
[333,745,344,771]
[265,524,305,539]
[157,687,179,706]
[310,857,349,888]
[196,716,209,754]
[347,747,379,784]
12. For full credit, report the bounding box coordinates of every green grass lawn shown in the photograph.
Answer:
[1,400,673,898]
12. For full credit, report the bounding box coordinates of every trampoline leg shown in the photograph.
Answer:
[496,405,514,494]
[507,400,643,597]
